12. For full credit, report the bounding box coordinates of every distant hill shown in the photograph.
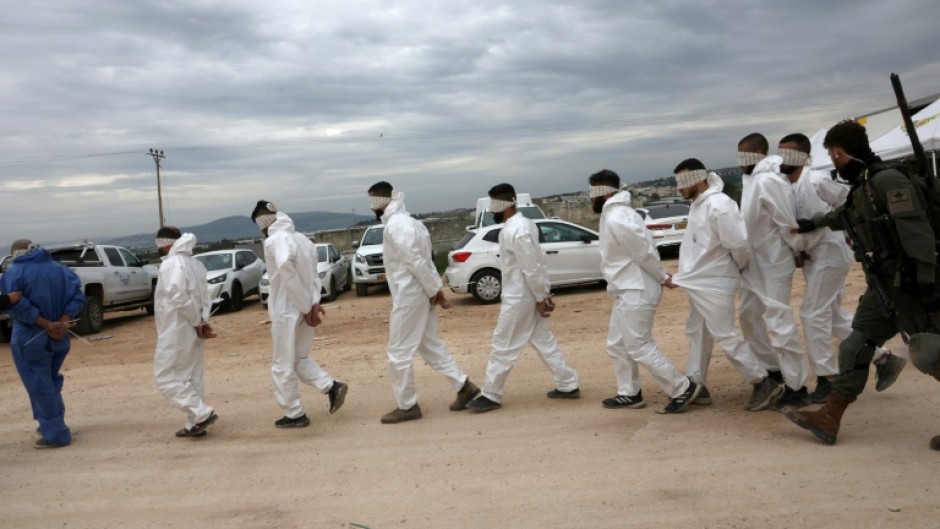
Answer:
[101,210,372,249]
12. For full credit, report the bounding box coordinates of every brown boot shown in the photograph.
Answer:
[381,404,422,424]
[781,394,850,445]
[450,379,481,411]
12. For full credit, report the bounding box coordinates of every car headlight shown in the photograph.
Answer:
[355,254,366,263]
[208,273,227,285]
[318,271,327,279]
[260,277,269,286]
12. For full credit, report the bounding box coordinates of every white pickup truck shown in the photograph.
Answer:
[0,242,158,338]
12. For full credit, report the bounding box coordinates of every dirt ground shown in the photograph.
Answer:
[1,259,938,529]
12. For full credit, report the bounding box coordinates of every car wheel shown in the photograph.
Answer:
[470,269,502,304]
[228,282,244,312]
[76,295,104,334]
[343,272,352,292]
[355,283,369,297]
[145,281,156,316]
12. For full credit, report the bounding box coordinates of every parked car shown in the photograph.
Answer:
[445,218,603,304]
[350,224,385,296]
[636,203,690,250]
[194,249,265,312]
[260,243,351,304]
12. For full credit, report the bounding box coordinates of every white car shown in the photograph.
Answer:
[194,249,265,312]
[636,203,689,251]
[445,218,603,304]
[260,243,352,305]
[350,224,385,296]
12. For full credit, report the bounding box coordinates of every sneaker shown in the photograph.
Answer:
[274,414,311,428]
[468,395,502,413]
[34,438,71,449]
[381,404,422,424]
[875,352,906,392]
[602,392,645,409]
[692,386,712,405]
[775,386,810,410]
[450,379,481,411]
[328,381,348,414]
[656,379,702,414]
[809,376,833,404]
[745,376,785,411]
[547,388,580,399]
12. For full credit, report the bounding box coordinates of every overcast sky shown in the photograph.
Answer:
[1,0,938,246]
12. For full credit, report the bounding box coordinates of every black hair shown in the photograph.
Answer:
[368,181,393,196]
[588,169,620,187]
[738,132,769,154]
[823,120,873,158]
[673,158,706,173]
[488,183,516,201]
[251,200,277,221]
[156,225,182,239]
[779,133,811,154]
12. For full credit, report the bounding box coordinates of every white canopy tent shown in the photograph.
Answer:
[809,128,832,171]
[869,98,940,176]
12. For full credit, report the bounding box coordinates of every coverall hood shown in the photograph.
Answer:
[267,212,296,234]
[12,246,51,265]
[601,190,632,213]
[381,192,407,224]
[168,233,197,257]
[752,154,783,177]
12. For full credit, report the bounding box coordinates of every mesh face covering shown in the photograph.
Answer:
[778,148,811,167]
[588,185,618,199]
[489,198,515,213]
[255,214,277,230]
[737,151,765,166]
[155,238,177,249]
[369,195,393,210]
[675,169,708,189]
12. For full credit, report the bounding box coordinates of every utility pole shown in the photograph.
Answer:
[148,148,166,227]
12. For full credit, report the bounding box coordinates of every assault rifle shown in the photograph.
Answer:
[891,72,934,185]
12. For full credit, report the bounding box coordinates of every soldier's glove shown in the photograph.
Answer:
[795,218,817,234]
[921,283,940,313]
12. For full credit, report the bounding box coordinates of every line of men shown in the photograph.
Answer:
[5,120,935,449]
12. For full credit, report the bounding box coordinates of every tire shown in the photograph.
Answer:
[470,269,502,304]
[76,295,104,335]
[145,282,156,316]
[343,272,352,292]
[326,276,338,302]
[355,283,369,297]
[227,282,245,312]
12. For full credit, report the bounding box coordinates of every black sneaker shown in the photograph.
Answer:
[809,376,832,404]
[546,388,580,399]
[468,396,501,413]
[775,386,810,410]
[34,438,71,449]
[328,381,348,414]
[692,386,712,405]
[745,376,784,411]
[602,392,645,409]
[875,352,906,392]
[275,414,311,428]
[656,379,702,415]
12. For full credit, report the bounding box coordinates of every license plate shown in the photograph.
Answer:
[677,222,687,229]
[378,274,386,281]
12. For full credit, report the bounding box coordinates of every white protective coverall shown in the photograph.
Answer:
[480,213,579,403]
[381,193,469,410]
[600,190,690,398]
[264,212,336,419]
[673,174,768,385]
[154,233,215,430]
[739,155,807,390]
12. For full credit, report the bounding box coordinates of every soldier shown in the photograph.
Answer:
[783,120,940,448]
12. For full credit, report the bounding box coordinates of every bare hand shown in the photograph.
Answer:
[196,323,218,339]
[663,274,678,289]
[536,297,555,318]
[305,304,326,327]
[46,322,68,340]
[430,290,452,309]
[8,291,22,304]
[794,251,811,268]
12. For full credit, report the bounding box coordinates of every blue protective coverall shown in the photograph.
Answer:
[1,248,85,445]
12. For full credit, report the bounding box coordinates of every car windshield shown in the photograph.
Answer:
[644,204,690,219]
[195,253,233,271]
[316,246,327,261]
[361,228,383,246]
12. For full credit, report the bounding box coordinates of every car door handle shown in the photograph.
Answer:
[546,250,559,254]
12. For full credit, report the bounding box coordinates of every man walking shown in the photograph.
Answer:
[468,183,579,412]
[672,159,784,410]
[367,182,480,423]
[1,239,85,448]
[588,169,700,414]
[252,200,348,428]
[153,226,219,438]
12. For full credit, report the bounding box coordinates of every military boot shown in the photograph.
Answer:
[781,394,850,445]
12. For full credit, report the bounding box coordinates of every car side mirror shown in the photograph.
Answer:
[580,234,595,244]
[137,259,149,266]
[352,241,360,249]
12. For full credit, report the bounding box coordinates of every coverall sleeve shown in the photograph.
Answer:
[160,260,203,327]
[760,179,805,253]
[389,223,443,297]
[62,268,85,319]
[609,212,668,282]
[513,231,551,302]
[876,171,937,285]
[712,206,750,270]
[3,269,41,325]
[814,174,850,208]
[272,237,316,312]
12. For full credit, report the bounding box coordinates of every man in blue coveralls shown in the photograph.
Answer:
[1,239,85,448]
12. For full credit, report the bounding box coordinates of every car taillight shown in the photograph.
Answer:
[647,224,672,230]
[451,251,472,263]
